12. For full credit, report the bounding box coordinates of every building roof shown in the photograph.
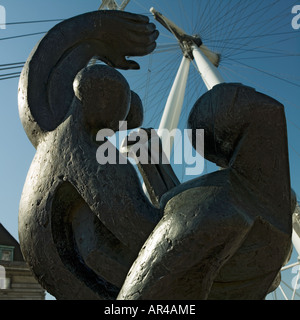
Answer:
[0,223,24,261]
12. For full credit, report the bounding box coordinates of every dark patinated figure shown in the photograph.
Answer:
[18,10,293,300]
[18,10,160,300]
[118,83,293,300]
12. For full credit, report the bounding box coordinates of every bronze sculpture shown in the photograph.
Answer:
[18,10,161,300]
[118,83,294,299]
[18,10,293,300]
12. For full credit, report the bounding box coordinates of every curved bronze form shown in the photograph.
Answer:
[18,10,161,300]
[19,10,293,300]
[118,83,293,300]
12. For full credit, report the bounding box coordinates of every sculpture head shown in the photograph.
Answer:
[73,64,143,135]
[188,83,269,168]
[19,62,144,148]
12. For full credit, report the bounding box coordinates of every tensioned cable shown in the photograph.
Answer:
[220,65,300,163]
[0,74,21,81]
[200,0,295,62]
[0,18,67,42]
[0,63,23,80]
[0,65,24,71]
[221,64,300,110]
[0,62,25,67]
[280,280,300,299]
[1,18,64,26]
[0,31,47,41]
[131,0,299,138]
[0,71,21,77]
[220,3,296,59]
[226,59,300,88]
[205,0,278,39]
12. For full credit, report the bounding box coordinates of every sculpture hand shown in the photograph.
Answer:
[98,11,159,70]
[19,10,159,143]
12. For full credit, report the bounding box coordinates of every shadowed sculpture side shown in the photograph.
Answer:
[18,10,161,300]
[118,83,293,300]
[18,10,293,300]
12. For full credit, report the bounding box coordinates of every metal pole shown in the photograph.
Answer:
[120,0,131,10]
[99,0,130,11]
[157,55,191,159]
[281,260,300,271]
[192,45,224,90]
[292,228,300,257]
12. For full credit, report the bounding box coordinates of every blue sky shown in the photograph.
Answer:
[0,0,299,299]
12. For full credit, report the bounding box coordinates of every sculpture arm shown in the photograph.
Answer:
[18,10,158,147]
[121,128,180,208]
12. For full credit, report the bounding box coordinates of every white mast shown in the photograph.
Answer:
[192,45,225,90]
[150,8,224,158]
[157,56,190,159]
[99,0,130,10]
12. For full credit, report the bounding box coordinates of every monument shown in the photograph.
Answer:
[18,10,293,300]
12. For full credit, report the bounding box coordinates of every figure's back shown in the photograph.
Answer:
[209,217,292,299]
[171,169,292,299]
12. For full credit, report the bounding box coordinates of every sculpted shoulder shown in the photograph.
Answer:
[160,169,254,237]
